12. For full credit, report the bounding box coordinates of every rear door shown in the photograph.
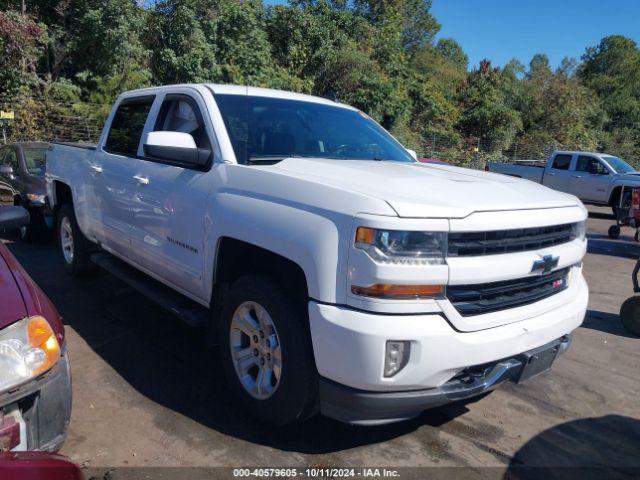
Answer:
[129,90,215,299]
[95,96,156,260]
[543,154,574,193]
[569,155,611,203]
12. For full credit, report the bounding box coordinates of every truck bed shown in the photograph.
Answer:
[487,160,546,183]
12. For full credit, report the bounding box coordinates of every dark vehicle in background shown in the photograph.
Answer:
[0,206,72,452]
[0,143,51,241]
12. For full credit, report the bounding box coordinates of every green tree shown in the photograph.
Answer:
[457,60,522,148]
[580,35,640,129]
[0,11,42,97]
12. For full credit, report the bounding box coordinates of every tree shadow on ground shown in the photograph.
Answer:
[586,233,640,259]
[582,309,638,339]
[1,235,478,455]
[505,415,640,479]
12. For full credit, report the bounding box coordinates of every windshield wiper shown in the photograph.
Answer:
[247,156,288,164]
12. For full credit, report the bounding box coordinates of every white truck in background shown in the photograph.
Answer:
[487,151,640,213]
[46,84,588,426]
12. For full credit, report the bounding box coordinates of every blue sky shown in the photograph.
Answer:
[262,0,639,70]
[432,0,640,69]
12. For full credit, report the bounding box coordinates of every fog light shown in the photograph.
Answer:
[384,341,410,377]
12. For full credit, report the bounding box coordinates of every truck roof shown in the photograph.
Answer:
[553,150,614,157]
[118,83,355,110]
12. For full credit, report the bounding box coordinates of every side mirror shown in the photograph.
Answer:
[143,131,211,167]
[407,149,418,161]
[0,206,29,232]
[0,164,13,175]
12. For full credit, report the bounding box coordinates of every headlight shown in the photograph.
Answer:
[355,227,447,265]
[26,193,46,204]
[0,316,61,392]
[572,221,586,241]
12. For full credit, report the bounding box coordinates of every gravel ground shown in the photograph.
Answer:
[2,205,638,477]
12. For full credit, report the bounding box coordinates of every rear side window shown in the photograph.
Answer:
[552,154,572,170]
[105,96,155,157]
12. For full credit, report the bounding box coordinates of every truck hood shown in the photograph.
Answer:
[273,158,580,218]
[0,244,27,329]
[614,172,640,183]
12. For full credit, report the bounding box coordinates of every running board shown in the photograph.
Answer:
[90,252,208,327]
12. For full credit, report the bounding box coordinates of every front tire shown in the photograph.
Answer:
[219,274,318,426]
[19,209,47,243]
[57,204,96,276]
[620,297,640,336]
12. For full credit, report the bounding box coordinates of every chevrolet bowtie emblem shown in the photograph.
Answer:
[531,254,559,274]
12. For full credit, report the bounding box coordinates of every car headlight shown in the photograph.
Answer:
[26,193,46,204]
[0,316,61,392]
[355,227,447,265]
[572,221,586,241]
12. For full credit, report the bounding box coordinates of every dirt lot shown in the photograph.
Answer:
[2,206,639,475]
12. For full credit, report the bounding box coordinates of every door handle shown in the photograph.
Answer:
[547,172,555,176]
[89,164,103,174]
[572,175,582,178]
[133,175,149,185]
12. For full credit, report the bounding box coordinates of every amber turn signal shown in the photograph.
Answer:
[355,227,376,245]
[351,283,444,299]
[27,316,61,375]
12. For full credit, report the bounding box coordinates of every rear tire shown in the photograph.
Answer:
[19,209,47,243]
[219,274,318,426]
[57,204,97,276]
[620,297,640,336]
[608,225,621,239]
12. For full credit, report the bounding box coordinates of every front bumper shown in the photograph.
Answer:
[319,336,571,425]
[0,352,72,452]
[309,273,587,423]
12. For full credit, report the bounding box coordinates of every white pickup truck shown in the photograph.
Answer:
[46,84,588,426]
[487,151,640,211]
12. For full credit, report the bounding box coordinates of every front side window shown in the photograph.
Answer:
[3,149,18,170]
[23,148,47,176]
[105,96,155,157]
[576,156,607,175]
[154,96,210,149]
[552,154,572,170]
[214,94,415,165]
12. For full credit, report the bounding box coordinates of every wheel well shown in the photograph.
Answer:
[53,181,72,209]
[214,237,309,303]
[609,186,622,206]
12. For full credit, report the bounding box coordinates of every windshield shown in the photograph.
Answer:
[602,155,636,174]
[23,148,47,175]
[214,94,415,164]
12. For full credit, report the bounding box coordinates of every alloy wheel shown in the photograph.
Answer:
[229,301,282,400]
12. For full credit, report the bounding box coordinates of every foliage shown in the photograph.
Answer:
[0,1,638,166]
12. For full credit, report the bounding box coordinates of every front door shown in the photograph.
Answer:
[130,92,214,299]
[569,155,611,203]
[0,148,18,206]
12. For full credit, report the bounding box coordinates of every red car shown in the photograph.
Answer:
[0,207,71,452]
[0,452,82,480]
